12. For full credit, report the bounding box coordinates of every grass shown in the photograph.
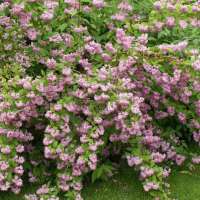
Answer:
[82,166,200,200]
[1,165,200,200]
[82,165,151,200]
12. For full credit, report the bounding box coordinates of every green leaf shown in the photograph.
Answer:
[91,163,115,183]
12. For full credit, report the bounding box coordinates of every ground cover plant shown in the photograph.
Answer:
[0,0,200,200]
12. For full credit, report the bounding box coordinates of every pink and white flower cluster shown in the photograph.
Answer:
[0,0,199,200]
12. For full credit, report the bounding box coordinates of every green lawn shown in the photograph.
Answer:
[82,166,200,200]
[1,166,200,200]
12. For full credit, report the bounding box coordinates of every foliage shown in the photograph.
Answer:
[0,0,200,200]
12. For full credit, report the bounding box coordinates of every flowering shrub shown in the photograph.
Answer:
[0,0,200,200]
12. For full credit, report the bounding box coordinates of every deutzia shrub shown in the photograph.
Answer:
[0,0,200,199]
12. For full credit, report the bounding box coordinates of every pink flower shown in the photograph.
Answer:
[16,145,24,153]
[105,42,116,54]
[111,13,127,21]
[166,17,175,28]
[179,20,188,29]
[89,154,97,163]
[46,58,56,69]
[76,194,83,200]
[175,155,185,166]
[140,167,154,179]
[11,4,24,15]
[151,152,166,163]
[154,21,164,31]
[116,28,134,50]
[102,53,112,62]
[163,168,171,178]
[92,0,105,8]
[62,68,71,76]
[153,1,162,10]
[36,185,49,195]
[127,156,142,166]
[167,106,175,116]
[27,28,38,40]
[178,112,186,124]
[64,0,80,9]
[144,182,159,192]
[192,156,200,164]
[62,33,72,46]
[0,161,9,171]
[1,146,11,154]
[193,59,200,71]
[14,166,24,175]
[118,1,132,12]
[85,41,103,54]
[40,11,54,21]
[180,5,188,13]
